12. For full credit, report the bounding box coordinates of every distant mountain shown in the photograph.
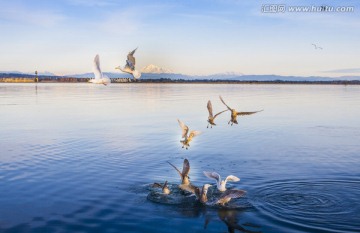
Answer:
[2,71,360,82]
[141,64,173,74]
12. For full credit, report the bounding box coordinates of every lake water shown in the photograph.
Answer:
[0,83,359,233]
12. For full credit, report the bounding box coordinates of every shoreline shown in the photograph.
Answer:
[1,78,359,85]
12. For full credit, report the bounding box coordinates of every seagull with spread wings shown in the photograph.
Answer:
[177,119,201,149]
[219,96,263,126]
[115,48,141,79]
[203,171,240,192]
[167,159,198,194]
[207,100,228,128]
[195,184,246,206]
[89,54,111,85]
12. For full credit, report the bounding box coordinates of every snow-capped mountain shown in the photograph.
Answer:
[141,64,173,74]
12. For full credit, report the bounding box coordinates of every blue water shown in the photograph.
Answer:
[0,83,359,233]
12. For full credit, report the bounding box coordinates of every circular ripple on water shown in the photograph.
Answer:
[251,179,360,232]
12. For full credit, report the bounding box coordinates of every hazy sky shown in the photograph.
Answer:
[0,0,359,76]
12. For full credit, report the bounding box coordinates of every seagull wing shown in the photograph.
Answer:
[219,96,232,110]
[203,171,221,186]
[189,130,201,138]
[162,181,168,191]
[213,109,228,119]
[122,65,134,74]
[127,48,137,67]
[177,119,189,138]
[167,161,182,178]
[220,189,246,199]
[237,110,263,116]
[93,54,102,80]
[225,175,240,183]
[207,100,213,118]
[152,183,163,188]
[216,190,246,204]
[182,159,190,177]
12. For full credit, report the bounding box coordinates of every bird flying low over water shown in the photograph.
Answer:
[115,48,141,79]
[207,100,228,128]
[203,171,240,192]
[152,181,171,195]
[177,119,201,149]
[89,54,111,85]
[219,96,263,126]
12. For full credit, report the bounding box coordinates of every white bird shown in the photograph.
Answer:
[177,119,201,149]
[115,48,141,79]
[311,44,323,50]
[89,54,111,85]
[203,171,240,192]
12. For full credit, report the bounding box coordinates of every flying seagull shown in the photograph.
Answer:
[203,171,240,192]
[207,100,228,128]
[89,54,111,85]
[177,119,201,149]
[219,96,263,126]
[115,48,141,79]
[311,44,323,50]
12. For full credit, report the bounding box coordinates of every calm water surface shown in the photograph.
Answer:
[0,83,359,233]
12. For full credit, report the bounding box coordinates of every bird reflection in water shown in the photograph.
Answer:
[204,209,262,233]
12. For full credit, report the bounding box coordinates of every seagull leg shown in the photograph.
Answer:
[207,124,209,128]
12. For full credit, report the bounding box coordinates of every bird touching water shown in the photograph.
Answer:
[203,171,240,192]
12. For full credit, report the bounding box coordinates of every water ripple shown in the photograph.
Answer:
[251,179,360,232]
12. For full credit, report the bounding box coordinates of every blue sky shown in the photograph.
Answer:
[0,0,359,76]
